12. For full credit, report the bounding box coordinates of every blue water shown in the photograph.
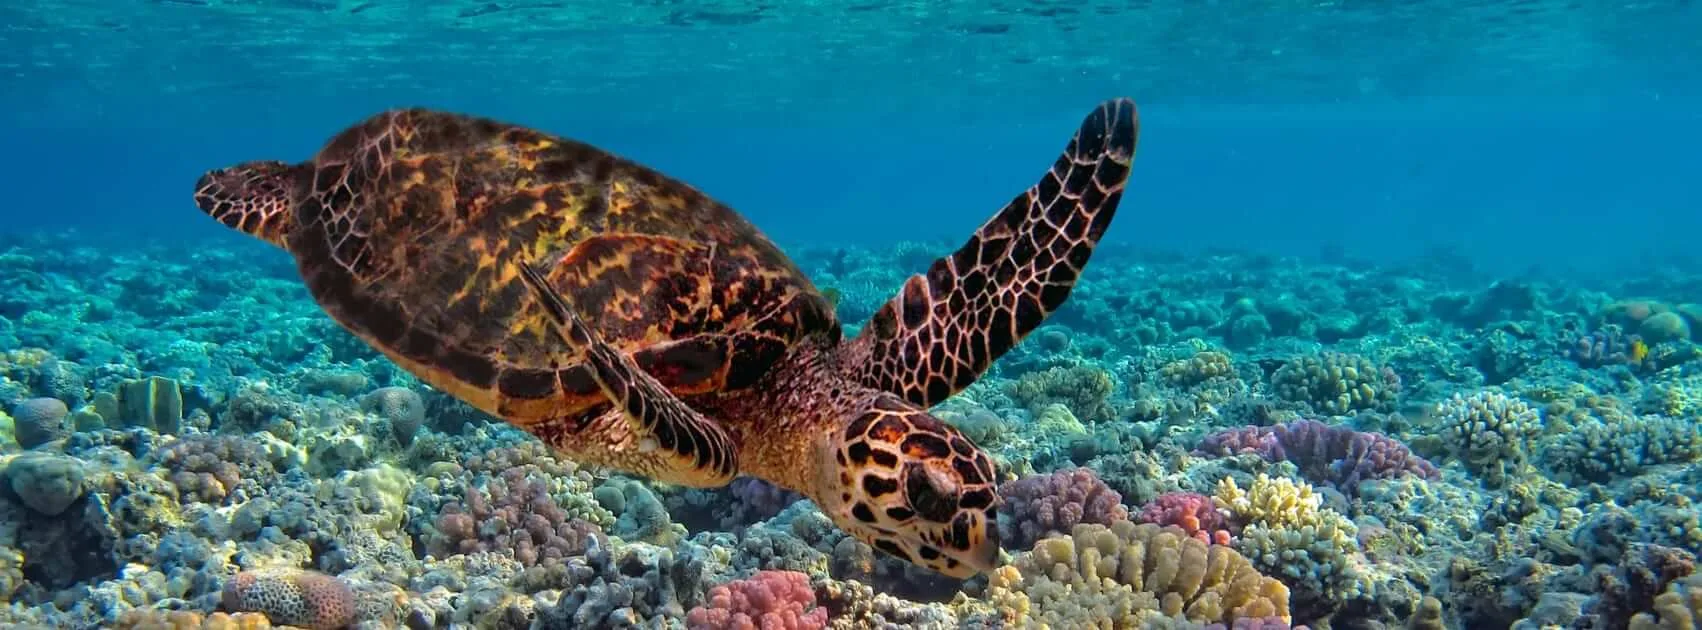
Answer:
[3,2,1700,270]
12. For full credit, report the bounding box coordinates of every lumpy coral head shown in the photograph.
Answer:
[686,570,829,630]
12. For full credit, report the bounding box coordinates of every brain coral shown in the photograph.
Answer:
[221,567,356,630]
[360,386,425,446]
[983,521,1291,628]
[10,397,69,448]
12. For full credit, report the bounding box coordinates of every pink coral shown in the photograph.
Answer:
[1135,492,1233,545]
[686,570,828,630]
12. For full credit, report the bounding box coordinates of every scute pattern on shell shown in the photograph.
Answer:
[282,108,839,427]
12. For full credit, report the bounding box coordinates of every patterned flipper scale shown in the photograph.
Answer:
[854,98,1139,406]
[516,261,739,484]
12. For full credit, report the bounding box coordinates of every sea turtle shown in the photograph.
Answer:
[192,98,1139,577]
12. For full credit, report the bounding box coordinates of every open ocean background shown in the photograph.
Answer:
[3,1,1698,277]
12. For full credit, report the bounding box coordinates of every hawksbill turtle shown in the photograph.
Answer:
[192,98,1139,577]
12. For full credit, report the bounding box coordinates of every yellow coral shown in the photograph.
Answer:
[981,521,1290,629]
[1160,351,1236,388]
[0,348,52,371]
[1213,474,1323,530]
[114,609,275,629]
[1216,474,1372,606]
[1033,404,1088,437]
[1630,574,1702,630]
[1639,375,1702,417]
[336,464,412,534]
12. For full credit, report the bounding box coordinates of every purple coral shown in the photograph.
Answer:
[431,464,602,568]
[1571,327,1642,367]
[155,434,275,503]
[729,477,804,522]
[997,467,1130,550]
[1196,419,1439,495]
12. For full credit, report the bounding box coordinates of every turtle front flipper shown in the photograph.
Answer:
[850,98,1140,406]
[516,261,740,487]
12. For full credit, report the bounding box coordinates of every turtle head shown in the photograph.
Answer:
[813,394,1002,579]
[194,160,303,248]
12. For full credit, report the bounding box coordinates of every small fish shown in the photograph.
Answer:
[1631,338,1649,363]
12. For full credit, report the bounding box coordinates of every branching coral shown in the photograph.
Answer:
[1160,351,1238,388]
[1542,414,1702,484]
[153,434,276,504]
[430,464,605,569]
[1214,475,1369,619]
[1434,389,1542,486]
[1631,573,1702,630]
[1212,475,1325,532]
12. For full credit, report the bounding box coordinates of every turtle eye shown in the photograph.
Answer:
[903,461,959,523]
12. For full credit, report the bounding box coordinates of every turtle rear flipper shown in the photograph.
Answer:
[852,98,1139,406]
[516,261,739,487]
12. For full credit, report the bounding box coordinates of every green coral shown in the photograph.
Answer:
[1157,350,1249,411]
[1270,351,1398,416]
[1542,414,1702,484]
[1159,350,1237,389]
[1638,375,1702,417]
[1005,364,1118,424]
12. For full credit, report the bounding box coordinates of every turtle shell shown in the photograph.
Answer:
[283,109,840,424]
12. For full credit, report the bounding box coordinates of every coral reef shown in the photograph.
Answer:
[0,233,1699,630]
